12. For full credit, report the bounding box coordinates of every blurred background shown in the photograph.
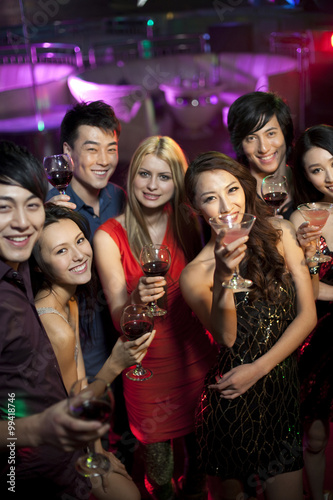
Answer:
[0,0,333,183]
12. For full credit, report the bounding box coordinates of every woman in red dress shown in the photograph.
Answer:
[93,136,218,500]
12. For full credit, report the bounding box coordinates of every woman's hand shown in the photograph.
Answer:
[109,331,156,373]
[296,221,321,261]
[136,276,167,304]
[208,363,260,399]
[45,195,76,210]
[214,231,249,282]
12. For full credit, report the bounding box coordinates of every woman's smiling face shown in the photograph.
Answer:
[133,154,175,209]
[38,218,93,287]
[193,169,246,225]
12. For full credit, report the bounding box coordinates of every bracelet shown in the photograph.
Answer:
[309,265,320,275]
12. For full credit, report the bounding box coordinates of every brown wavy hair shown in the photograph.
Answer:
[185,151,290,304]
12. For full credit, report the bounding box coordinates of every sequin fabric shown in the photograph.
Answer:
[298,236,333,423]
[195,280,303,488]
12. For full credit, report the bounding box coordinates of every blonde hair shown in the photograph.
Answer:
[125,136,202,261]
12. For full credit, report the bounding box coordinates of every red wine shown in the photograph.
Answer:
[263,191,287,209]
[142,260,169,277]
[122,320,153,340]
[71,399,112,423]
[47,171,73,190]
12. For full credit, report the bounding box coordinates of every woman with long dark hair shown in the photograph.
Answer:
[180,151,316,500]
[290,125,333,500]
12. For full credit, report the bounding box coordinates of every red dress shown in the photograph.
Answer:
[98,218,218,444]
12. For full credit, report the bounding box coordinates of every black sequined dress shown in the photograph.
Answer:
[195,280,303,490]
[298,236,333,423]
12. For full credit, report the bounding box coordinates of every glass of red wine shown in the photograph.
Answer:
[43,154,74,195]
[120,304,154,381]
[139,244,171,316]
[261,175,288,217]
[68,376,113,477]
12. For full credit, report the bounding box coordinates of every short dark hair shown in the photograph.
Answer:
[0,140,48,202]
[227,91,294,166]
[292,124,333,206]
[60,100,121,147]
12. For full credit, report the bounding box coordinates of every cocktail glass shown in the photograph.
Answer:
[297,202,333,263]
[209,213,256,292]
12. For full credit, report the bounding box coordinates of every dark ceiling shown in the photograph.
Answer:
[0,0,227,28]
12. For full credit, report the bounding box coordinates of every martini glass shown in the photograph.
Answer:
[139,244,171,316]
[209,213,256,292]
[68,376,113,477]
[297,202,333,263]
[261,175,288,217]
[120,304,154,381]
[43,154,74,194]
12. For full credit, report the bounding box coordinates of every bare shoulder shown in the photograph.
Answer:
[180,245,214,289]
[289,209,303,228]
[38,311,75,347]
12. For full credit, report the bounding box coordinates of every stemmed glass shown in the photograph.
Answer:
[139,244,171,316]
[68,376,113,477]
[209,213,256,292]
[261,175,288,217]
[120,304,154,381]
[297,202,333,263]
[43,153,74,195]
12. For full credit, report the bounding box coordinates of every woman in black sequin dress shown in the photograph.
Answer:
[180,152,317,500]
[290,124,333,500]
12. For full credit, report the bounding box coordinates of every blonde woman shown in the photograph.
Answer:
[93,136,218,500]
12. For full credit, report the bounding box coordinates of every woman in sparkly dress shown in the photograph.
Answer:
[180,152,317,500]
[290,124,333,500]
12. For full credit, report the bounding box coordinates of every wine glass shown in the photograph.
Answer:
[139,244,171,316]
[209,213,256,292]
[297,202,333,263]
[261,175,288,217]
[43,153,74,195]
[120,304,154,381]
[68,376,113,477]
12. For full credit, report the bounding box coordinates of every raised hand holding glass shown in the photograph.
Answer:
[43,153,74,195]
[120,304,154,381]
[209,213,256,292]
[297,202,333,263]
[139,244,171,316]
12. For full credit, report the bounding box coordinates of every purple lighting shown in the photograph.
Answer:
[0,63,76,132]
[67,75,144,123]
